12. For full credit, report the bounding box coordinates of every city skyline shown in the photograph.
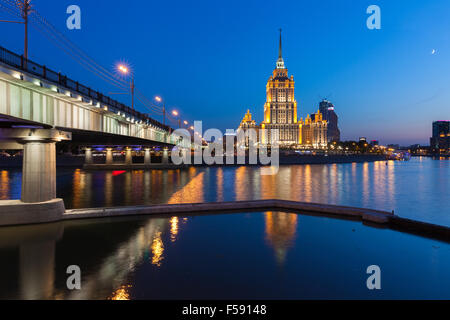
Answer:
[0,0,449,145]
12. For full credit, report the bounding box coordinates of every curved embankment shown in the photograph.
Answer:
[64,199,450,243]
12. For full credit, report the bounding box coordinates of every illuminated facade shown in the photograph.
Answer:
[239,30,329,149]
[238,109,257,130]
[261,30,301,146]
[299,110,328,148]
[237,110,258,147]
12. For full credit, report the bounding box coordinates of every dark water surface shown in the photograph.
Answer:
[0,212,449,300]
[0,158,449,300]
[1,157,449,226]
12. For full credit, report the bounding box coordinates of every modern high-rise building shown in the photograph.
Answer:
[318,99,340,142]
[430,121,450,154]
[261,30,301,146]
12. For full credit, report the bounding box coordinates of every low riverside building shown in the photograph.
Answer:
[237,110,258,148]
[299,110,328,149]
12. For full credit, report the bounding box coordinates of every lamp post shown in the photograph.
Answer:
[172,110,181,128]
[118,64,135,110]
[155,96,166,126]
[0,0,32,60]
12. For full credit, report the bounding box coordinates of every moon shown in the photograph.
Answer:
[431,49,437,55]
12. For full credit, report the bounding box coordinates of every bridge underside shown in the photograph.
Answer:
[55,127,175,148]
[0,114,174,150]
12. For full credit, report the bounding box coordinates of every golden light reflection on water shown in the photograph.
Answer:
[0,171,10,200]
[170,217,179,243]
[216,167,224,202]
[168,171,205,204]
[264,212,298,265]
[151,232,165,267]
[109,285,132,300]
[72,169,84,208]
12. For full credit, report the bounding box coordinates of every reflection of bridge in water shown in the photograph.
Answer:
[0,167,298,299]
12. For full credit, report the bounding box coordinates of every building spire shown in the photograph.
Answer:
[279,28,283,59]
[276,28,285,69]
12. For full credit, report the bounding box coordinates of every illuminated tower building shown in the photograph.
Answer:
[261,30,301,146]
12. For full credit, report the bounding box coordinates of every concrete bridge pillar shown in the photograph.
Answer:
[22,141,57,203]
[125,147,133,165]
[0,128,71,226]
[106,148,114,165]
[162,148,169,164]
[144,148,152,165]
[85,148,93,165]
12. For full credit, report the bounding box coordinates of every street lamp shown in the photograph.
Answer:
[117,64,135,110]
[0,0,32,59]
[172,110,181,128]
[154,96,166,126]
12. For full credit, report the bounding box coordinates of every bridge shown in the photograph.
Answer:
[0,45,190,223]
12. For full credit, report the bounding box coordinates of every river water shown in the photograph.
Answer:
[2,157,448,226]
[0,157,449,300]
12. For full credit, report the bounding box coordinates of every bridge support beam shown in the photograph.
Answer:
[125,147,133,165]
[85,148,93,165]
[106,148,113,165]
[144,148,152,165]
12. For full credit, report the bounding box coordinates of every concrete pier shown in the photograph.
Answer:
[162,148,169,164]
[144,148,152,165]
[106,148,114,165]
[0,128,71,225]
[85,148,93,165]
[125,147,133,165]
[22,141,57,203]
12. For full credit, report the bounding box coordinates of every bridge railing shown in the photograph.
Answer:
[0,45,172,135]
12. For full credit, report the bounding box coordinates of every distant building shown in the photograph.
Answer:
[359,137,367,143]
[299,110,328,148]
[370,140,379,147]
[237,110,258,147]
[430,121,450,154]
[387,144,400,150]
[318,99,341,142]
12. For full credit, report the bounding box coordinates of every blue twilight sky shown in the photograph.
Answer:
[0,0,449,145]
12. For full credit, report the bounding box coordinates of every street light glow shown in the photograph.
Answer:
[155,96,162,103]
[118,64,129,74]
[172,111,179,116]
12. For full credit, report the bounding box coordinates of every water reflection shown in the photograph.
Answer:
[1,158,449,225]
[109,285,132,300]
[0,209,449,300]
[264,212,298,265]
[0,171,9,200]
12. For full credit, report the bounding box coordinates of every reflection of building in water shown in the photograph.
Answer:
[264,212,298,265]
[0,170,10,200]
